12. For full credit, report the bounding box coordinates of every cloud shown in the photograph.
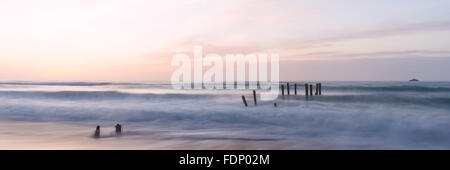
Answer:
[284,50,450,61]
[304,20,450,44]
[140,37,267,63]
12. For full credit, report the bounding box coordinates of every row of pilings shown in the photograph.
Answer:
[241,82,323,107]
[281,83,322,96]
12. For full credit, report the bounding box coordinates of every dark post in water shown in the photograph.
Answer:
[281,85,285,96]
[115,124,122,135]
[294,83,297,95]
[253,90,257,105]
[94,125,100,138]
[305,84,308,96]
[287,82,290,95]
[315,83,319,95]
[319,83,322,95]
[309,84,313,96]
[241,96,248,107]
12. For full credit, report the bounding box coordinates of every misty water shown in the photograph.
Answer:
[0,81,449,149]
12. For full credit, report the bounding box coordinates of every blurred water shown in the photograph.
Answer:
[0,81,449,149]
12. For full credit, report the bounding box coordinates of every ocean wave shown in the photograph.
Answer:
[0,81,113,86]
[324,85,450,92]
[311,94,450,108]
[0,90,219,100]
[1,89,450,108]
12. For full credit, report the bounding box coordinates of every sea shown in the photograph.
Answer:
[0,81,449,149]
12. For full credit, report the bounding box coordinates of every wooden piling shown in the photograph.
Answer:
[94,126,100,138]
[309,84,313,96]
[315,83,319,95]
[115,124,122,135]
[294,83,297,95]
[305,84,308,96]
[319,83,322,95]
[274,103,277,107]
[281,85,285,96]
[287,83,290,95]
[253,90,257,105]
[241,96,248,107]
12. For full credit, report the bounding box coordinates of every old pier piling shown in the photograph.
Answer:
[241,96,248,107]
[253,90,257,105]
[287,82,290,95]
[305,84,308,96]
[294,83,297,95]
[94,126,100,138]
[319,83,322,95]
[315,83,319,95]
[115,124,122,135]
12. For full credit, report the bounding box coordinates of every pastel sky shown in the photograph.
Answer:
[1,0,450,81]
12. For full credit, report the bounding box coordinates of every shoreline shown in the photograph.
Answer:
[0,120,323,150]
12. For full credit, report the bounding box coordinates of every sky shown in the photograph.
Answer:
[1,0,450,81]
